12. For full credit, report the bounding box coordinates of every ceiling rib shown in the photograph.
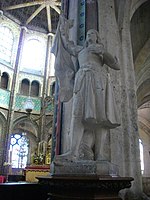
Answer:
[4,2,42,11]
[2,0,61,33]
[46,5,52,32]
[50,5,60,14]
[26,4,45,25]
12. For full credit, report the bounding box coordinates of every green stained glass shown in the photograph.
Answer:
[15,95,41,112]
[0,88,10,108]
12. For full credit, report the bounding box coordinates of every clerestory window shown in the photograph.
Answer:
[0,26,13,63]
[20,39,43,71]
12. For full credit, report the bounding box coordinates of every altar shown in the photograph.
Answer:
[24,165,50,183]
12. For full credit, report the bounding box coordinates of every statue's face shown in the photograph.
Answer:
[86,29,97,43]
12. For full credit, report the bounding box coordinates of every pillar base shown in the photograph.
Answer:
[37,175,133,200]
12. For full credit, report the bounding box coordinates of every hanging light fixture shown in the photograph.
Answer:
[23,97,35,114]
[23,95,54,122]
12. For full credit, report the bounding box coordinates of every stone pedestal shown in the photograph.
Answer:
[50,160,119,176]
[37,175,134,200]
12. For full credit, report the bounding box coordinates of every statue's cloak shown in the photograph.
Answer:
[51,20,75,102]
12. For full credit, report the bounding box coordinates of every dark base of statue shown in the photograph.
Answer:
[37,175,133,200]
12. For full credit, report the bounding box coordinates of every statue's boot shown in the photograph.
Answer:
[54,151,77,163]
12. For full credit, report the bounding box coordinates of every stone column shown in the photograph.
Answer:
[119,1,142,197]
[98,0,142,198]
[39,34,52,142]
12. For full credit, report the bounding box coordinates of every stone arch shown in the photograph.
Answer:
[130,0,150,61]
[137,78,150,107]
[135,38,150,80]
[11,117,39,164]
[130,0,149,20]
[12,116,38,138]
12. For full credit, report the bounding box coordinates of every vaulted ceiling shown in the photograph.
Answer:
[0,0,61,33]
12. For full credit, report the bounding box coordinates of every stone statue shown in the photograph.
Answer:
[51,15,120,163]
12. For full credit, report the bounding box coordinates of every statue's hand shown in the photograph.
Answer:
[88,44,104,55]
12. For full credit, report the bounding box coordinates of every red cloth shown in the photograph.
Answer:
[25,165,49,170]
[0,176,6,183]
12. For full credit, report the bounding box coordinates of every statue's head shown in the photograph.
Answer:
[85,29,101,46]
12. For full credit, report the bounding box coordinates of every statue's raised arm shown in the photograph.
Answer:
[59,14,82,57]
[59,14,73,39]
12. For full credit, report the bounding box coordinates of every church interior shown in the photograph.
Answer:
[0,0,149,199]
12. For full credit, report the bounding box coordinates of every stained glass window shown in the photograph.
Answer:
[9,133,29,168]
[0,26,13,63]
